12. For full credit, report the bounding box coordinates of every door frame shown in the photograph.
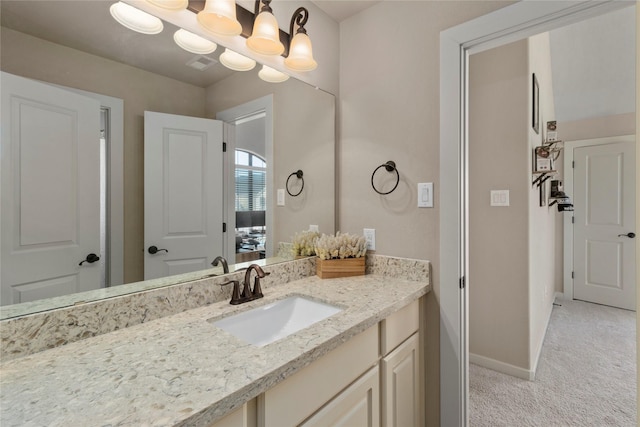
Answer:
[563,135,635,302]
[439,1,634,424]
[216,95,274,263]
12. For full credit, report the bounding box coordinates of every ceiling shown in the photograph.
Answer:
[548,5,636,123]
[1,1,635,122]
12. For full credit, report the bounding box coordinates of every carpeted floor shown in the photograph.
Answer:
[470,299,637,426]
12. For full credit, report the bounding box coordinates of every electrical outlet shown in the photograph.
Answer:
[363,228,376,251]
[309,225,319,232]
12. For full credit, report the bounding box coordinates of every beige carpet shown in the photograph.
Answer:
[470,299,636,426]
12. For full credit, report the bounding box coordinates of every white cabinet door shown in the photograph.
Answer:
[144,111,224,280]
[381,333,420,427]
[573,140,636,310]
[301,365,380,427]
[1,72,101,305]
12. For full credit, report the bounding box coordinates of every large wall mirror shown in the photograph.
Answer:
[0,0,335,319]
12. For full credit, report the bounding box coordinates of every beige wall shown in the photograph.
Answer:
[1,28,206,283]
[205,72,336,246]
[468,40,530,369]
[559,112,636,141]
[338,2,513,425]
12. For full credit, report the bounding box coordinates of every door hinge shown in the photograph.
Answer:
[571,271,574,279]
[459,276,465,289]
[572,216,575,224]
[223,142,227,152]
[572,160,575,168]
[223,222,227,233]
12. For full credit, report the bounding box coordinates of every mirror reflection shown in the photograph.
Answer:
[0,0,335,318]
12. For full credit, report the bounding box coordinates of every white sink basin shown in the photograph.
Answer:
[210,296,342,347]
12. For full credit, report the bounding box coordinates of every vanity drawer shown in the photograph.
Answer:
[259,325,378,427]
[380,300,419,355]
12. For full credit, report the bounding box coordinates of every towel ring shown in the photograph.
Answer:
[371,161,399,195]
[286,170,304,197]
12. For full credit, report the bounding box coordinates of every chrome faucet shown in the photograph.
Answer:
[212,256,229,274]
[220,264,270,305]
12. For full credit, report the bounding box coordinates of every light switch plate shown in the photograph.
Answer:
[418,183,433,208]
[490,190,510,207]
[277,189,285,206]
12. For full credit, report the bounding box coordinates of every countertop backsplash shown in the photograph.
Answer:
[0,254,429,361]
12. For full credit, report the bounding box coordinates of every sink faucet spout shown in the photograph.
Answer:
[212,256,229,274]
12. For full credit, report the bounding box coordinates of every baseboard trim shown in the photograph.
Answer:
[530,300,555,381]
[554,291,565,301]
[469,353,535,381]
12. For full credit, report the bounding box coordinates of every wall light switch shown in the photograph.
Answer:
[418,183,433,208]
[363,228,376,251]
[277,189,285,206]
[490,190,510,207]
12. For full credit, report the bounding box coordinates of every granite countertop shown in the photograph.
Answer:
[0,274,429,427]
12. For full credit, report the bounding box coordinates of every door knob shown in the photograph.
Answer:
[148,246,169,254]
[79,253,100,265]
[618,232,636,239]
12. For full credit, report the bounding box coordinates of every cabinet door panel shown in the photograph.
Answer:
[302,366,380,427]
[382,333,419,427]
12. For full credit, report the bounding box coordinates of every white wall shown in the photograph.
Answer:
[528,32,558,372]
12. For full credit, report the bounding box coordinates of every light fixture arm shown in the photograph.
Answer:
[254,0,273,18]
[289,7,309,39]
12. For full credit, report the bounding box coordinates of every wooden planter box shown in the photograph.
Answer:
[316,257,365,279]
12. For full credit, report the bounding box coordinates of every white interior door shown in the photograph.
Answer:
[573,139,636,310]
[144,111,224,280]
[1,72,102,306]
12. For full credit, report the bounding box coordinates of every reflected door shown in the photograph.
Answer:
[573,140,636,310]
[1,72,102,305]
[144,112,224,279]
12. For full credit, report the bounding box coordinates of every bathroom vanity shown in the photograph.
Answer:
[0,256,430,426]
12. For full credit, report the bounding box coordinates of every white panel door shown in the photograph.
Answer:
[144,111,224,280]
[1,72,101,306]
[573,141,636,310]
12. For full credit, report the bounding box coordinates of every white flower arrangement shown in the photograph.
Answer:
[292,230,320,257]
[314,232,368,260]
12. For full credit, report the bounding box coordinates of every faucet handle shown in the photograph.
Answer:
[220,280,243,305]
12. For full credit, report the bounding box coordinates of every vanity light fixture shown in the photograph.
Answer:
[219,48,256,71]
[145,0,188,10]
[258,65,289,83]
[174,29,218,54]
[284,7,317,72]
[197,0,243,36]
[246,0,285,56]
[110,1,164,34]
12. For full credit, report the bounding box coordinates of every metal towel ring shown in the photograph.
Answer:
[371,161,399,195]
[286,170,304,197]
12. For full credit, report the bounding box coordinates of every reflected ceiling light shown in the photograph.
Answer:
[219,48,256,71]
[109,1,164,35]
[247,0,284,56]
[174,29,218,54]
[197,0,242,36]
[258,65,289,83]
[284,7,317,72]
[145,0,188,10]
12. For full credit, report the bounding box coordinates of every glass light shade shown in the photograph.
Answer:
[145,0,188,10]
[197,0,242,36]
[284,32,317,71]
[258,65,289,83]
[246,12,284,56]
[219,49,256,71]
[174,29,217,54]
[110,2,163,35]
